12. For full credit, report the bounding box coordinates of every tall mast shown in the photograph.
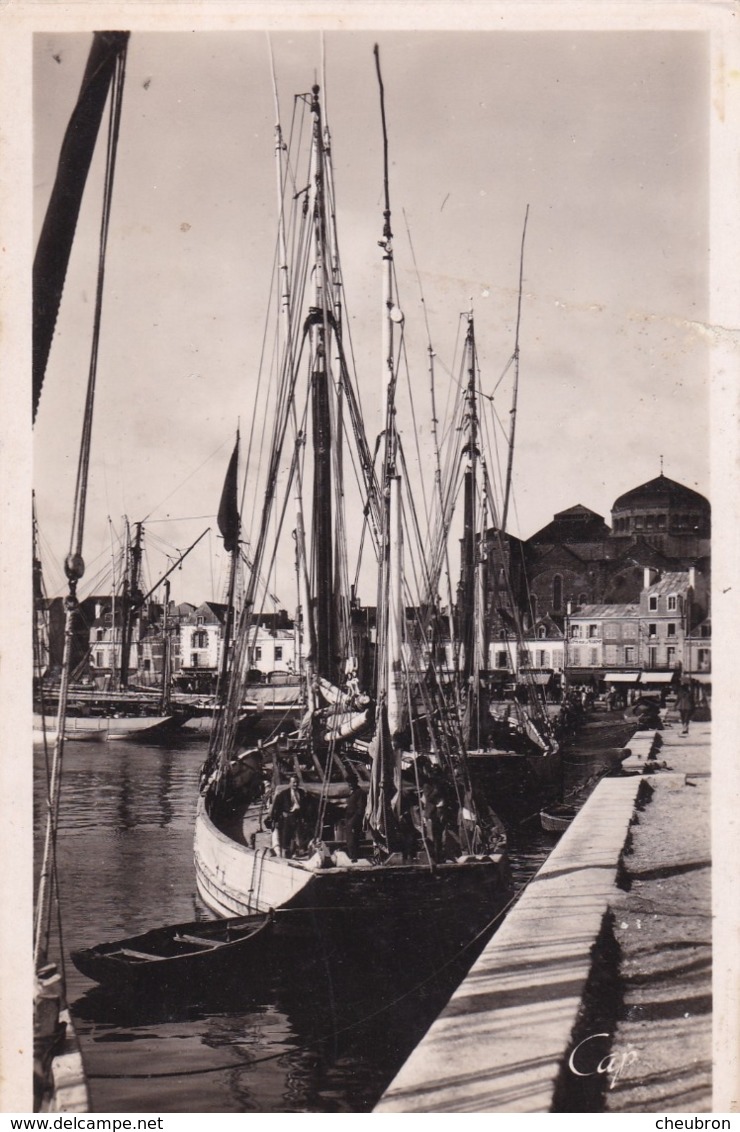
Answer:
[309,84,335,683]
[34,32,128,971]
[161,579,171,712]
[460,312,478,687]
[501,204,529,534]
[374,45,404,743]
[119,520,143,690]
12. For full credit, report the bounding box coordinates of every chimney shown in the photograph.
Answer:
[643,567,655,589]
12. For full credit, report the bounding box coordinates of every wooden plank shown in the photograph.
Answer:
[172,934,220,949]
[117,948,168,961]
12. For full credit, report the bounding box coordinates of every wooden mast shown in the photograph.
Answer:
[309,83,336,684]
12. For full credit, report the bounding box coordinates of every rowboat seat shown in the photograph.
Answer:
[117,948,167,961]
[173,933,220,949]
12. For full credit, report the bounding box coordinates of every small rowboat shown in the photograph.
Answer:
[71,911,273,990]
[539,803,578,833]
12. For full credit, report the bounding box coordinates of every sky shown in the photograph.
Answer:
[32,28,711,609]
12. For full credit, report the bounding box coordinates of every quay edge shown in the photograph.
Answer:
[375,721,712,1114]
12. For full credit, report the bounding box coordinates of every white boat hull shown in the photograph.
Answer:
[194,796,511,922]
[33,713,184,744]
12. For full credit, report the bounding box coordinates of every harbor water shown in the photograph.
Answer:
[33,722,629,1113]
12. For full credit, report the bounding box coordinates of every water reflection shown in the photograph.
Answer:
[35,729,608,1112]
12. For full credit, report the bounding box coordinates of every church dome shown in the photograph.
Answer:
[611,474,710,538]
[612,474,709,513]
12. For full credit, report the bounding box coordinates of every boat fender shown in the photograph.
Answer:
[34,965,63,1042]
[308,841,335,869]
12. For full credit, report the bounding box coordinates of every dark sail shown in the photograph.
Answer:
[217,436,240,554]
[33,31,130,422]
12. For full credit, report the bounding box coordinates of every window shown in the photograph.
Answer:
[571,625,582,638]
[553,575,562,612]
[496,651,508,669]
[648,623,657,639]
[95,651,104,667]
[697,648,710,671]
[254,646,262,662]
[196,615,205,625]
[657,515,666,530]
[274,646,283,662]
[667,623,676,638]
[634,516,644,529]
[667,595,677,611]
[588,624,598,639]
[648,595,658,611]
[666,646,676,667]
[96,628,104,642]
[589,648,598,666]
[570,647,581,666]
[648,646,658,668]
[192,630,208,649]
[538,626,546,639]
[143,658,151,672]
[537,650,548,667]
[624,646,635,665]
[645,514,655,530]
[191,654,199,668]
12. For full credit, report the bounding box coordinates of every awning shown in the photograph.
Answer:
[604,671,641,683]
[639,672,677,684]
[690,673,712,684]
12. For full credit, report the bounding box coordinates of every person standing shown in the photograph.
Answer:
[269,774,307,857]
[675,680,695,736]
[343,773,367,861]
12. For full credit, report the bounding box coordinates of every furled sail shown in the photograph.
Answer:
[33,31,130,421]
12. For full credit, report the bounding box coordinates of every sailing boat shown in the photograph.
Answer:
[428,254,562,815]
[33,520,204,744]
[194,54,510,927]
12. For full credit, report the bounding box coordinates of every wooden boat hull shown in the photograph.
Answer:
[540,805,577,832]
[71,911,272,990]
[194,797,511,933]
[33,713,187,744]
[466,747,563,817]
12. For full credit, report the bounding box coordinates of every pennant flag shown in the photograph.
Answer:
[218,437,240,554]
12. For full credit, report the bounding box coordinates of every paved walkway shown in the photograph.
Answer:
[605,720,712,1113]
[375,721,714,1113]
